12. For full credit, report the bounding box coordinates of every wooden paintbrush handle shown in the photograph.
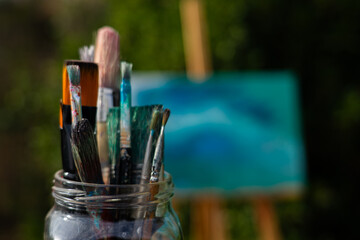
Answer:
[97,122,110,184]
[141,184,160,239]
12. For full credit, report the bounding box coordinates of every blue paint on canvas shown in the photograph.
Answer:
[132,72,305,194]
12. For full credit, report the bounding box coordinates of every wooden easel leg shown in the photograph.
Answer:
[252,197,282,240]
[191,195,227,240]
[180,0,212,80]
[210,196,227,240]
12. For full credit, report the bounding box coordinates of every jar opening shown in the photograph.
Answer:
[52,170,174,210]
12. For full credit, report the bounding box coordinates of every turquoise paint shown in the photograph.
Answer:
[132,71,306,195]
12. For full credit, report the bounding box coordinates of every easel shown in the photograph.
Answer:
[179,0,283,239]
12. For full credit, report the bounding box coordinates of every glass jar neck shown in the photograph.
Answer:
[52,170,174,211]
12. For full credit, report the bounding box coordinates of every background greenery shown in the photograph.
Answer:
[0,0,359,239]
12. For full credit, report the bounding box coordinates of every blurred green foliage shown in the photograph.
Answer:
[0,0,360,239]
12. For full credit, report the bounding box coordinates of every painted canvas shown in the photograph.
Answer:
[132,72,305,195]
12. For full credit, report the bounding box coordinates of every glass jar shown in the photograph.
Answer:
[44,170,183,240]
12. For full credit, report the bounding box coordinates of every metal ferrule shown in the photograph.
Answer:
[96,87,114,122]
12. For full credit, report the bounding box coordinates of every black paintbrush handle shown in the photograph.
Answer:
[60,127,78,181]
[119,148,132,184]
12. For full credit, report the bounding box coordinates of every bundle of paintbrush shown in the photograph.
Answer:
[58,26,172,239]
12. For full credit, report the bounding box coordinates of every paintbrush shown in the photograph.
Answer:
[79,45,94,62]
[60,60,98,180]
[119,61,133,184]
[150,109,170,183]
[140,110,161,185]
[94,26,120,184]
[141,109,171,240]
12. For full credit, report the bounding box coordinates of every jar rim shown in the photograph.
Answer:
[54,170,173,188]
[52,170,174,209]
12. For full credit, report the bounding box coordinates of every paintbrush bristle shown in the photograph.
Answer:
[79,45,94,62]
[67,65,80,86]
[121,61,133,80]
[150,111,161,131]
[71,119,103,184]
[94,26,120,89]
[63,61,98,106]
[162,109,170,126]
